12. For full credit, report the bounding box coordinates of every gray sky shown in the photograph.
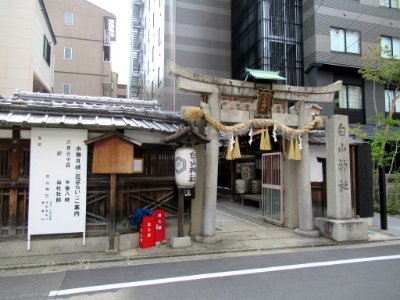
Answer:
[87,0,131,85]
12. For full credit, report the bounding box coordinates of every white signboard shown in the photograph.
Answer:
[28,128,88,249]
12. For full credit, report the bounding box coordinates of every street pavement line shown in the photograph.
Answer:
[48,254,400,297]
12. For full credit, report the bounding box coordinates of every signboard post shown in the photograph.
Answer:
[27,128,88,250]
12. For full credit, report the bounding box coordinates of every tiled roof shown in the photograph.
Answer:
[0,91,182,133]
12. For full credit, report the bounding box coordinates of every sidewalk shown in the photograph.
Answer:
[0,198,398,274]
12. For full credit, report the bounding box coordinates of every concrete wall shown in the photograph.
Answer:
[0,0,55,96]
[44,0,115,96]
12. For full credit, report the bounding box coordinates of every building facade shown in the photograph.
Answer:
[231,0,303,86]
[44,0,116,97]
[0,0,56,96]
[131,0,400,124]
[303,0,400,125]
[129,0,231,111]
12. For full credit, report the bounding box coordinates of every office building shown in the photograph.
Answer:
[129,0,231,111]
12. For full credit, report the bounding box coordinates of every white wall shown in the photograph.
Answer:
[0,0,54,96]
[32,0,55,91]
[309,144,326,182]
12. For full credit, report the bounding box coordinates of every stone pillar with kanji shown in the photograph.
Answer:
[314,115,368,242]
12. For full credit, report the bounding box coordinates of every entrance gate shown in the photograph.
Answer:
[262,153,283,225]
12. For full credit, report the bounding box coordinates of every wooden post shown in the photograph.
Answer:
[9,142,20,235]
[230,160,236,202]
[109,173,117,250]
[178,189,184,237]
[8,190,17,235]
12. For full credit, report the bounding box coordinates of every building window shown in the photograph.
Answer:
[152,46,154,62]
[385,89,400,112]
[43,35,51,66]
[0,147,10,179]
[330,28,360,54]
[62,83,71,95]
[158,27,161,45]
[337,85,363,109]
[65,12,74,25]
[381,36,400,58]
[103,45,111,61]
[158,67,162,87]
[64,47,72,60]
[380,0,399,8]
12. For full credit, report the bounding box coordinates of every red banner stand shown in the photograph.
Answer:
[153,209,166,244]
[139,215,155,248]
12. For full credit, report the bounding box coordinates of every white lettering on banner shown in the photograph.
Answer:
[28,128,88,238]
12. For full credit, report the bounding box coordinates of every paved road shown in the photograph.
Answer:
[1,243,400,300]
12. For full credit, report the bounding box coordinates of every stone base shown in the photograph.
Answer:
[314,217,368,242]
[193,234,222,244]
[294,228,320,238]
[105,249,118,255]
[171,236,192,248]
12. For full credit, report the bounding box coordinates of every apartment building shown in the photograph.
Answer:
[44,0,116,97]
[129,0,231,111]
[303,0,400,125]
[0,0,56,96]
[232,0,400,127]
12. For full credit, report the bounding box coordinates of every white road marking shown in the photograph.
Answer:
[48,254,400,297]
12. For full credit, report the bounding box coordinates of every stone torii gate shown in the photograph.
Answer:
[168,61,346,241]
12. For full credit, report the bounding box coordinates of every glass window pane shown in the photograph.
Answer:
[347,86,363,109]
[64,47,72,60]
[346,31,360,54]
[62,84,71,95]
[331,28,345,52]
[385,89,392,112]
[379,0,389,6]
[339,86,347,108]
[391,0,399,8]
[386,90,400,112]
[396,95,400,113]
[65,12,73,25]
[381,36,392,58]
[393,38,400,59]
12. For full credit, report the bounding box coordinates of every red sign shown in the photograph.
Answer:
[153,209,166,243]
[139,215,155,248]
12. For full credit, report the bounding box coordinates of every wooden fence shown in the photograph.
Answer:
[0,140,178,237]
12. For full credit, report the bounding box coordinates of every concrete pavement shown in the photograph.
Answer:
[0,197,398,274]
